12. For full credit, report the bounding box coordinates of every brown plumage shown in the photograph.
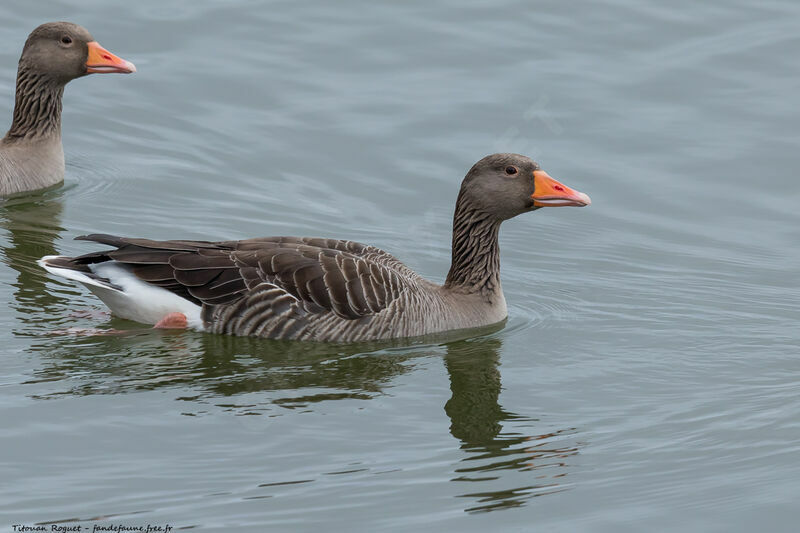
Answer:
[39,154,591,342]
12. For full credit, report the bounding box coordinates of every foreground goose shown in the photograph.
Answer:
[39,154,590,342]
[0,22,135,196]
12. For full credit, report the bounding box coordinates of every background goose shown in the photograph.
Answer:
[0,21,135,197]
[39,153,590,342]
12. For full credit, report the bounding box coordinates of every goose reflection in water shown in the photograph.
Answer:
[0,191,68,333]
[444,336,579,512]
[23,323,578,513]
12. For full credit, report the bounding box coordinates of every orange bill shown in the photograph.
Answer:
[86,41,136,74]
[531,170,591,207]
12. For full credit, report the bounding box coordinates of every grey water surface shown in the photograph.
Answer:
[1,1,799,531]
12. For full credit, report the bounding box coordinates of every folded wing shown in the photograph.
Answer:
[73,234,419,321]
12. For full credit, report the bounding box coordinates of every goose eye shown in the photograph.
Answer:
[61,36,72,45]
[505,166,518,175]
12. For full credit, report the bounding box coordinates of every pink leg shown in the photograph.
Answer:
[153,312,188,329]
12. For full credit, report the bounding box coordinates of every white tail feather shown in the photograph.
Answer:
[39,256,204,329]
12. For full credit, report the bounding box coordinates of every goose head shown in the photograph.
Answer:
[18,22,135,85]
[459,153,591,221]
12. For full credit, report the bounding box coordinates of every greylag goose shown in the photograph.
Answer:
[0,22,135,196]
[39,153,590,342]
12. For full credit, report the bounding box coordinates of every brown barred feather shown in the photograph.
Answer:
[59,233,420,337]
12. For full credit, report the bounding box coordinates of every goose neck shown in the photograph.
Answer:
[444,193,502,296]
[4,65,63,142]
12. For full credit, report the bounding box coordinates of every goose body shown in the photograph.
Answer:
[0,22,135,196]
[39,154,590,342]
[0,136,65,195]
